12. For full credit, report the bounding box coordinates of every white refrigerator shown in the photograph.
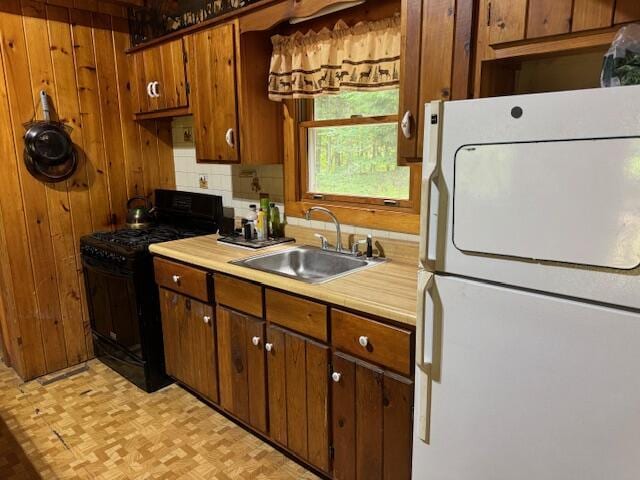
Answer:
[413,85,640,480]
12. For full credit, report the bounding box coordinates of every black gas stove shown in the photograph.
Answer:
[80,189,223,392]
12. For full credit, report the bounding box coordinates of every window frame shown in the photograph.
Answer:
[283,98,422,235]
[298,97,419,212]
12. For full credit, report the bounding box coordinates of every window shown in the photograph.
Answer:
[299,90,416,209]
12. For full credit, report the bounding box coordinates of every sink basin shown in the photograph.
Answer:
[230,245,386,284]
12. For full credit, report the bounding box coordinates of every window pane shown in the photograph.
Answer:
[313,90,399,120]
[308,123,410,200]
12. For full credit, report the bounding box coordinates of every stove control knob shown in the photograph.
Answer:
[203,315,211,324]
[251,336,261,346]
[172,274,181,284]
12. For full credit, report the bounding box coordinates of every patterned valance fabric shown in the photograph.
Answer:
[268,15,400,101]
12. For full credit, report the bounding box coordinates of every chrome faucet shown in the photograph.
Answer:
[305,206,344,253]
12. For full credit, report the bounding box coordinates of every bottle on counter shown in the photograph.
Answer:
[260,194,270,235]
[256,208,267,240]
[269,203,282,238]
[246,204,258,239]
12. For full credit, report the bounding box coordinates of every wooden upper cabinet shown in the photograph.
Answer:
[398,0,474,163]
[132,38,189,115]
[615,0,640,24]
[186,22,282,164]
[216,306,267,433]
[526,0,572,39]
[573,0,615,32]
[332,352,414,480]
[159,288,218,403]
[187,22,239,163]
[487,0,527,45]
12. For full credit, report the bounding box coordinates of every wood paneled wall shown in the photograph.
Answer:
[0,0,175,380]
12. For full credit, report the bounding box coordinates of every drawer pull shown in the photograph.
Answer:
[331,372,341,383]
[265,343,273,352]
[251,336,261,346]
[358,336,369,348]
[203,315,211,324]
[172,274,181,284]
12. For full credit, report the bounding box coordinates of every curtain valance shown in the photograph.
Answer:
[268,15,400,101]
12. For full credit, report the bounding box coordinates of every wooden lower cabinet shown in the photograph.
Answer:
[159,288,218,403]
[216,306,267,432]
[332,352,414,480]
[267,325,331,473]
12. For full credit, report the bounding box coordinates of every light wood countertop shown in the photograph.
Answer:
[150,235,418,327]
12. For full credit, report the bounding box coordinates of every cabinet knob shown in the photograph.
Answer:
[152,81,160,98]
[146,81,153,98]
[251,336,261,346]
[203,315,211,324]
[358,336,369,348]
[172,274,181,284]
[225,128,235,148]
[401,110,413,139]
[265,343,273,352]
[331,372,341,383]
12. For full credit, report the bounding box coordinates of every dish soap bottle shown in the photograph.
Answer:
[269,203,281,238]
[256,208,267,240]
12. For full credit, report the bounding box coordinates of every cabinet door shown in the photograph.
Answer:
[142,46,163,112]
[266,326,330,473]
[487,0,527,45]
[615,0,640,24]
[332,352,413,480]
[397,0,423,161]
[159,39,188,110]
[216,306,267,432]
[188,22,239,163]
[159,289,218,402]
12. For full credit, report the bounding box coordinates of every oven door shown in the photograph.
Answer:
[82,255,143,359]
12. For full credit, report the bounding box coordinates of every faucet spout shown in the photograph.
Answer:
[304,206,344,253]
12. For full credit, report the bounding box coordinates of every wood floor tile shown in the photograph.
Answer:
[0,359,318,479]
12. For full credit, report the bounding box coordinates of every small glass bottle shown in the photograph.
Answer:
[269,203,281,238]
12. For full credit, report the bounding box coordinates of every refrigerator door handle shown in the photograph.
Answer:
[416,273,435,371]
[419,100,443,270]
[416,272,435,443]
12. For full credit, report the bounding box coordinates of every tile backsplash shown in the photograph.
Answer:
[171,116,419,243]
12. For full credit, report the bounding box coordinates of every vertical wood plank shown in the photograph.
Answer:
[285,333,308,459]
[356,362,383,480]
[573,0,615,31]
[229,310,249,422]
[267,326,288,446]
[140,121,161,200]
[332,353,356,480]
[112,16,145,199]
[451,0,476,101]
[0,2,40,378]
[614,0,640,24]
[246,316,267,433]
[488,0,528,45]
[92,13,128,226]
[382,372,414,480]
[156,119,176,190]
[306,340,330,473]
[46,3,91,365]
[527,0,573,38]
[216,306,234,412]
[20,0,69,373]
[70,8,113,231]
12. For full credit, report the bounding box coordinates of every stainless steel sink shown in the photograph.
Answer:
[230,245,386,284]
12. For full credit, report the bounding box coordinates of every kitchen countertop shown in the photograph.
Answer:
[150,235,418,327]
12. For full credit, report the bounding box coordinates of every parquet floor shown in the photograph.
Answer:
[0,359,318,479]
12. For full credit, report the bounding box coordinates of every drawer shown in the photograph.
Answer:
[153,257,209,302]
[331,309,413,376]
[265,289,328,342]
[215,274,263,318]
